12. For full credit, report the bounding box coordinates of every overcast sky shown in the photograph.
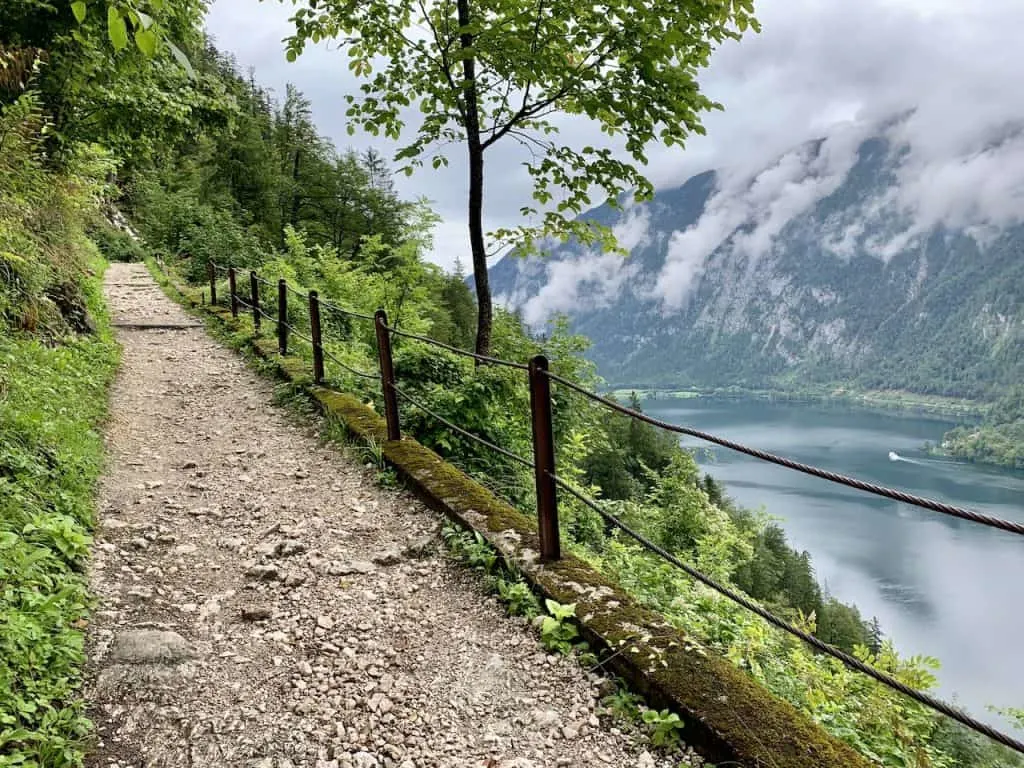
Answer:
[205,0,1024,272]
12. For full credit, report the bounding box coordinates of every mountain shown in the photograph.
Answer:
[489,119,1024,399]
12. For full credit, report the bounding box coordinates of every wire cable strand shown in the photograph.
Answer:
[550,474,1024,755]
[284,283,310,302]
[385,325,530,370]
[391,384,535,468]
[252,274,276,288]
[281,322,314,347]
[244,301,375,380]
[321,347,380,381]
[319,298,376,322]
[544,372,1024,538]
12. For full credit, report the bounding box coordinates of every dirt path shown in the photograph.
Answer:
[86,263,683,768]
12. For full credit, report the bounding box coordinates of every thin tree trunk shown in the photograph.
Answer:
[457,0,492,356]
[290,147,302,228]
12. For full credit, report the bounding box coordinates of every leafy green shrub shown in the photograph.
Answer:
[0,262,119,767]
[641,709,685,747]
[129,180,266,282]
[442,526,499,573]
[496,578,541,620]
[0,93,116,336]
[88,223,146,263]
[539,599,581,655]
[601,685,643,721]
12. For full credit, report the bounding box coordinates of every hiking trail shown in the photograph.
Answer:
[85,263,689,768]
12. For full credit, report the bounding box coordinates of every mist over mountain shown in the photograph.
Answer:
[489,113,1024,396]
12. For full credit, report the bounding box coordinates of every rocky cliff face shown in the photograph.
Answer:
[489,119,1024,397]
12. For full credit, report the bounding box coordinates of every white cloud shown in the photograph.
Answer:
[520,252,638,326]
[892,132,1024,239]
[519,207,650,325]
[613,204,653,253]
[653,122,870,308]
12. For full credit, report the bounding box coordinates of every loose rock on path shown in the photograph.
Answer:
[86,263,691,768]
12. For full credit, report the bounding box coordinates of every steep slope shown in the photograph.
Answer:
[491,119,1024,398]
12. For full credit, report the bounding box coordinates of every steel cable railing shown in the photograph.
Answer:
[280,321,314,347]
[243,286,379,382]
[284,283,309,302]
[201,260,1024,755]
[391,383,535,469]
[550,474,1024,754]
[544,371,1024,538]
[251,303,279,327]
[252,274,276,289]
[385,324,530,371]
[321,346,380,381]
[320,298,376,323]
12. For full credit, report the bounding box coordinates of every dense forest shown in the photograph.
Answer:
[0,1,1020,766]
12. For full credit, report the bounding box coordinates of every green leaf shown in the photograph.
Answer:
[166,40,196,79]
[134,28,158,57]
[107,6,128,51]
[70,1,87,23]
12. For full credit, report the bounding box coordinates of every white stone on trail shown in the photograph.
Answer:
[84,264,692,768]
[109,630,194,664]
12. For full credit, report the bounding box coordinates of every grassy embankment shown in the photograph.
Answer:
[0,260,119,767]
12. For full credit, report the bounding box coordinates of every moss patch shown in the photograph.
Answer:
[160,265,873,768]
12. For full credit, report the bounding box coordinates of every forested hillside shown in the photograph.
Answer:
[2,1,1021,765]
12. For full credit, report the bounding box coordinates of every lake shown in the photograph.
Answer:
[640,396,1024,726]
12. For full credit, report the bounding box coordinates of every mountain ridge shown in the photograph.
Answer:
[489,121,1024,401]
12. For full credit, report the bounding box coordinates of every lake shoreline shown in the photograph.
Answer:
[607,385,985,424]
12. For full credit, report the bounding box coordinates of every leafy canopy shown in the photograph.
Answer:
[279,0,758,254]
[66,0,196,73]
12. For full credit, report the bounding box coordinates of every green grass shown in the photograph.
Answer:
[0,260,119,768]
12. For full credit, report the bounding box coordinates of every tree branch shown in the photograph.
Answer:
[480,39,613,151]
[417,0,465,120]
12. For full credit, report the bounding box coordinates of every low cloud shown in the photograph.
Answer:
[520,207,650,325]
[645,0,1024,308]
[654,122,870,308]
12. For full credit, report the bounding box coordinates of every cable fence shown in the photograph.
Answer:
[392,383,535,469]
[385,324,530,371]
[201,260,1024,756]
[208,264,379,385]
[551,474,1024,753]
[545,371,1024,538]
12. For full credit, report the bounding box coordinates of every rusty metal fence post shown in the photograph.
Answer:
[277,279,288,355]
[228,267,238,318]
[529,355,560,562]
[208,261,217,306]
[250,272,261,332]
[374,309,401,441]
[309,290,325,384]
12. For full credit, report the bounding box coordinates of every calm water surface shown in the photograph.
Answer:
[640,396,1024,723]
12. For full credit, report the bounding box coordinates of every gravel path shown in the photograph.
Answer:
[85,264,685,768]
